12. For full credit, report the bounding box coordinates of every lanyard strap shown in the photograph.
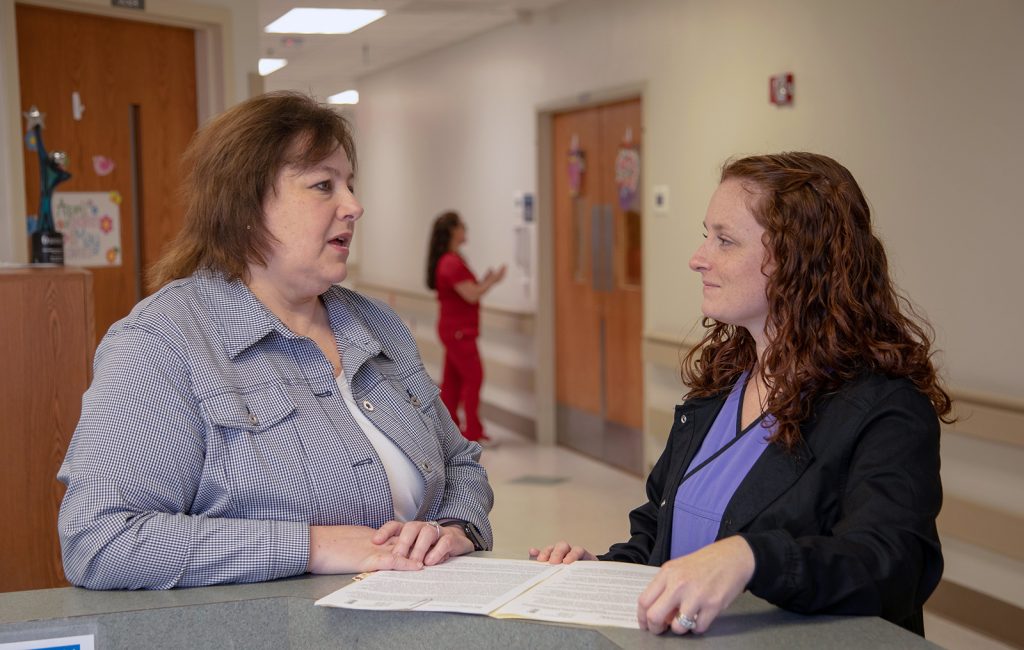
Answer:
[684,411,765,483]
[680,424,756,484]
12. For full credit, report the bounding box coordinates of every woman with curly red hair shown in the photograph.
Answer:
[532,152,952,637]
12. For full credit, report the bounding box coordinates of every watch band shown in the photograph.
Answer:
[439,519,486,551]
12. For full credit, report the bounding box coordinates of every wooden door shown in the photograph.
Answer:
[16,4,198,343]
[598,100,643,429]
[553,107,603,415]
[553,99,643,470]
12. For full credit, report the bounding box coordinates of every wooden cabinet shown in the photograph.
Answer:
[0,267,94,592]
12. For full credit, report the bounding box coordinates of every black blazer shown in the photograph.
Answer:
[600,374,943,635]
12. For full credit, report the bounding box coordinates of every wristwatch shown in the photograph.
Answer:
[440,519,487,551]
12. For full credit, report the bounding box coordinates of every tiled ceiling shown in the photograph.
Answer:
[259,0,569,94]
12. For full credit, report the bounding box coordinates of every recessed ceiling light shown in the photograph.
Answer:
[328,90,359,105]
[265,8,386,35]
[258,58,288,76]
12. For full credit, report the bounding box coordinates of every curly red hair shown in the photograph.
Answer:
[681,152,953,450]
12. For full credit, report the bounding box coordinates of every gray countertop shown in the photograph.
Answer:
[0,567,937,649]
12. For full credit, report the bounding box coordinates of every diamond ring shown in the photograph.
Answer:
[676,612,697,630]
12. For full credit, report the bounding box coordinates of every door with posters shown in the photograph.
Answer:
[16,3,198,344]
[553,98,643,475]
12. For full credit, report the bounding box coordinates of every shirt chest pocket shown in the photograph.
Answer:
[202,385,316,520]
[204,384,297,432]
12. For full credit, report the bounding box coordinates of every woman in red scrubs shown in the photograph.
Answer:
[426,211,505,444]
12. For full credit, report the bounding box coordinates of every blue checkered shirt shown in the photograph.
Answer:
[58,270,493,590]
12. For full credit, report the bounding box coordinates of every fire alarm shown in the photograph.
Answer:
[769,73,794,106]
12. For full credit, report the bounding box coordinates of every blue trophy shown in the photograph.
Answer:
[24,106,70,264]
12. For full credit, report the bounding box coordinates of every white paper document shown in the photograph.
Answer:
[315,556,660,629]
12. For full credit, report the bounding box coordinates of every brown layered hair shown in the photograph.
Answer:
[426,211,461,290]
[681,152,953,450]
[148,91,356,289]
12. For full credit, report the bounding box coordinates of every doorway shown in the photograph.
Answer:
[552,98,644,475]
[16,3,198,343]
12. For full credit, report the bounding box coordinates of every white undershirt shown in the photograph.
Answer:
[335,374,425,521]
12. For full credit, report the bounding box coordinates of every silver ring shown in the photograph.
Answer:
[428,521,442,541]
[676,612,697,630]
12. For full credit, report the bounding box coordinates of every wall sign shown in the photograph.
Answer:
[567,134,585,198]
[53,191,123,267]
[615,127,640,212]
[770,72,794,106]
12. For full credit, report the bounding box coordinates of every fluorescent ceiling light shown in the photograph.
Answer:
[328,90,360,105]
[258,58,288,76]
[265,8,386,34]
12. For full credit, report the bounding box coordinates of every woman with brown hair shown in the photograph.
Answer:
[57,92,493,590]
[532,152,951,637]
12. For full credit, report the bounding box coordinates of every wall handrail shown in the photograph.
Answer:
[642,333,1024,449]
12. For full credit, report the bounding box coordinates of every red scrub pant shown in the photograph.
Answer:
[439,330,485,442]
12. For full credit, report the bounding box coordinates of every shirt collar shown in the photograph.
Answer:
[193,270,385,363]
[192,270,280,358]
[324,288,384,362]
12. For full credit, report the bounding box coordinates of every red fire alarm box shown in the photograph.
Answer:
[770,73,794,106]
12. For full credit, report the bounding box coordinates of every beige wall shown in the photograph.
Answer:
[349,0,1024,401]
[0,0,27,263]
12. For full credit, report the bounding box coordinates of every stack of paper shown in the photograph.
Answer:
[315,556,659,629]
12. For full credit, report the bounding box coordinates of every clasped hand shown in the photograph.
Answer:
[530,536,755,636]
[308,520,474,575]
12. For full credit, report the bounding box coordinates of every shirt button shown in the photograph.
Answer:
[660,499,666,507]
[410,396,422,407]
[247,413,259,426]
[679,414,688,424]
[362,400,375,412]
[419,462,430,472]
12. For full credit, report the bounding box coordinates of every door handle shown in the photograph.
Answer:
[591,205,602,291]
[591,204,616,292]
[603,204,615,292]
